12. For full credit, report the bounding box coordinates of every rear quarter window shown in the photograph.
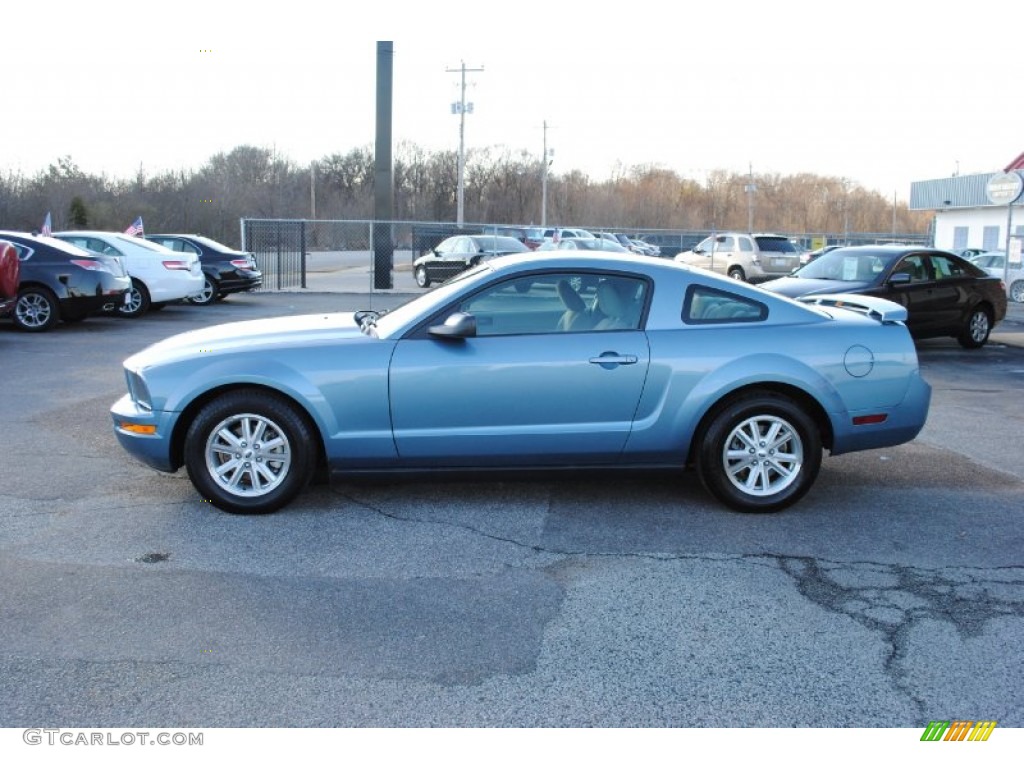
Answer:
[683,285,768,324]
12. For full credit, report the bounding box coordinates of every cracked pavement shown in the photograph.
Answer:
[1,293,1022,727]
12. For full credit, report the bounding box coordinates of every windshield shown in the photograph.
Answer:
[371,263,492,338]
[794,248,900,281]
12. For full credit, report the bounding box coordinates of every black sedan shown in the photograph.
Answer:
[0,231,131,332]
[761,245,1007,348]
[413,235,529,287]
[145,234,262,305]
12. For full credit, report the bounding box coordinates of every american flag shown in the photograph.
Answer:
[124,216,144,237]
[41,212,52,236]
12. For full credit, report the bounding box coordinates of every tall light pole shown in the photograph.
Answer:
[541,120,554,227]
[447,61,484,228]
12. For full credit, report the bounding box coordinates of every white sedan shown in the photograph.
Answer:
[54,231,204,316]
[969,251,1024,303]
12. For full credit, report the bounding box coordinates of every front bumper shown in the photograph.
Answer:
[111,394,179,472]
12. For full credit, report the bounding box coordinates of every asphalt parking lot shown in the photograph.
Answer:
[1,290,1022,728]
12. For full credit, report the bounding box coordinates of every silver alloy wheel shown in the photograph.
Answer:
[415,265,430,288]
[15,292,54,329]
[204,412,292,498]
[123,286,144,314]
[968,310,990,344]
[191,277,217,305]
[722,414,804,497]
[1011,280,1024,304]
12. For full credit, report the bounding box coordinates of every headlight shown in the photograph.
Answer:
[125,369,153,411]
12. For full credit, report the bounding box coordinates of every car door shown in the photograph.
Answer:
[388,271,651,465]
[925,253,981,333]
[682,235,717,271]
[874,253,942,335]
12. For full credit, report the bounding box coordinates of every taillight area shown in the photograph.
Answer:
[852,413,889,426]
[230,259,252,269]
[71,259,110,272]
[162,260,191,270]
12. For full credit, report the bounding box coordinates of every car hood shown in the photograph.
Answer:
[761,276,874,297]
[126,312,366,369]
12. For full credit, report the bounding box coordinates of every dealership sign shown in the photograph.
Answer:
[985,171,1024,205]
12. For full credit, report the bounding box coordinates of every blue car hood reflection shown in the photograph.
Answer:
[126,313,365,368]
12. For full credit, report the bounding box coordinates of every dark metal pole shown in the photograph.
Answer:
[373,41,394,289]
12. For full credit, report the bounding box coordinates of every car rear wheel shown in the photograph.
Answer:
[184,389,317,514]
[189,276,219,305]
[1010,280,1024,304]
[118,279,151,318]
[415,265,431,288]
[696,392,822,512]
[13,286,60,332]
[958,307,991,349]
[727,266,746,281]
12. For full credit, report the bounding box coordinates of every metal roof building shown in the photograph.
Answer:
[909,158,1024,254]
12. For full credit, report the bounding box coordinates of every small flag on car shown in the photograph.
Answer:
[125,216,144,237]
[41,212,52,236]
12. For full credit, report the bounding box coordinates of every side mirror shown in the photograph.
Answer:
[888,272,912,286]
[429,312,477,339]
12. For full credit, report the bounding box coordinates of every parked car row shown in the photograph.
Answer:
[0,232,262,332]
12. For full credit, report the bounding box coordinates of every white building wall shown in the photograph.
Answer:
[933,206,1023,251]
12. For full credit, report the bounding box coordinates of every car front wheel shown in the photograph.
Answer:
[13,286,60,332]
[415,265,431,288]
[958,307,991,349]
[184,389,317,514]
[696,392,822,512]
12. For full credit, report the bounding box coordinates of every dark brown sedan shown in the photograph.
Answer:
[761,245,1007,348]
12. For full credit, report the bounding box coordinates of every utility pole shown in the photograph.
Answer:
[447,61,484,228]
[310,162,316,219]
[744,162,756,232]
[541,120,554,227]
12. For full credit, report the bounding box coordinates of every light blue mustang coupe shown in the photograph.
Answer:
[112,253,931,515]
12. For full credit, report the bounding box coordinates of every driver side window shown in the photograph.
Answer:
[456,273,647,337]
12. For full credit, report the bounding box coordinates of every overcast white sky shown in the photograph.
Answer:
[4,1,1019,202]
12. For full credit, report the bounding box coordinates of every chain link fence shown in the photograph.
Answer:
[241,218,933,293]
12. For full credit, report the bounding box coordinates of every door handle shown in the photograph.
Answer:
[589,352,638,369]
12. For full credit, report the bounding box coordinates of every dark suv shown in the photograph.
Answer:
[145,234,262,305]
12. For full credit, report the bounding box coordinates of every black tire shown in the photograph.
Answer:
[188,276,219,306]
[13,286,60,332]
[696,392,822,512]
[957,306,991,349]
[118,278,151,318]
[415,265,431,288]
[727,266,746,281]
[149,302,167,311]
[183,389,317,514]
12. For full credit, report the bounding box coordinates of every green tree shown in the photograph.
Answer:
[68,196,89,227]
